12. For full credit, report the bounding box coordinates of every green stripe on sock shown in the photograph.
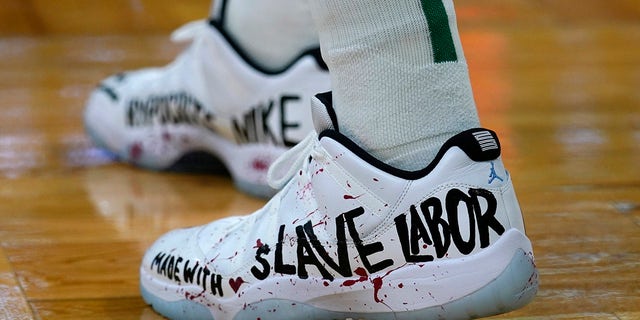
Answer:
[420,0,458,63]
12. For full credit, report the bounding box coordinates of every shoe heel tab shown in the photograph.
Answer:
[446,128,501,162]
[303,48,328,71]
[312,92,339,132]
[208,19,328,75]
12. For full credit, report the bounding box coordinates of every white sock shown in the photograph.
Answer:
[210,0,319,71]
[309,0,480,171]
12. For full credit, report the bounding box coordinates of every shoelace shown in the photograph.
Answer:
[170,19,209,43]
[163,20,212,67]
[267,132,321,190]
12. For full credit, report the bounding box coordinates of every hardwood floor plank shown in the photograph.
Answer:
[5,241,143,300]
[31,298,163,320]
[616,312,640,320]
[0,0,210,35]
[0,246,34,320]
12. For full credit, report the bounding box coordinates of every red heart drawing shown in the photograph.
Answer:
[229,277,245,293]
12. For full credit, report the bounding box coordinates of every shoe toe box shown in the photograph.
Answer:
[141,215,246,277]
[84,82,128,153]
[141,226,207,278]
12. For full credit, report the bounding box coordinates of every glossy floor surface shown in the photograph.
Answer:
[0,1,639,319]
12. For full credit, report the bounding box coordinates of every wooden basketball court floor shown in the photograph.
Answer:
[0,1,638,319]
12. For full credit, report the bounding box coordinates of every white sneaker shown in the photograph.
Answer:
[139,92,538,320]
[84,19,331,198]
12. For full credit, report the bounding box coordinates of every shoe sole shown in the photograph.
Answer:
[140,229,538,320]
[86,125,285,199]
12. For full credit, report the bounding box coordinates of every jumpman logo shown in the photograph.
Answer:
[488,162,504,184]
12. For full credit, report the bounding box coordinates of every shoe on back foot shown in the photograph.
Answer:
[84,19,330,198]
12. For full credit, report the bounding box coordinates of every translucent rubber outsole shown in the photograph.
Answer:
[141,248,538,320]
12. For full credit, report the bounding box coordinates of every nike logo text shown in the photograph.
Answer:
[232,94,301,147]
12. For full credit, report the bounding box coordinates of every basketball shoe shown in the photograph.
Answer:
[139,92,538,319]
[84,19,330,198]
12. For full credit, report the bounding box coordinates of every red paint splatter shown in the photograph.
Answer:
[252,159,270,172]
[130,143,143,160]
[229,277,245,293]
[297,182,313,200]
[343,194,363,200]
[354,267,368,277]
[372,277,384,302]
[342,279,359,287]
[341,267,368,287]
[297,209,318,223]
[373,265,405,304]
[338,266,397,304]
[227,251,238,260]
[254,239,264,249]
[185,290,206,300]
[312,214,330,228]
[209,253,220,263]
[312,220,326,228]
[398,283,404,288]
[346,181,351,188]
[323,281,330,287]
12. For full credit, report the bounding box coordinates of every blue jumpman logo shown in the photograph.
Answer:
[488,162,504,184]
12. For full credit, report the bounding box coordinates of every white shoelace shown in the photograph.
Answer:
[267,132,320,190]
[170,20,209,43]
[166,20,212,67]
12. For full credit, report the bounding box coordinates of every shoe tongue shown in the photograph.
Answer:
[311,92,339,133]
